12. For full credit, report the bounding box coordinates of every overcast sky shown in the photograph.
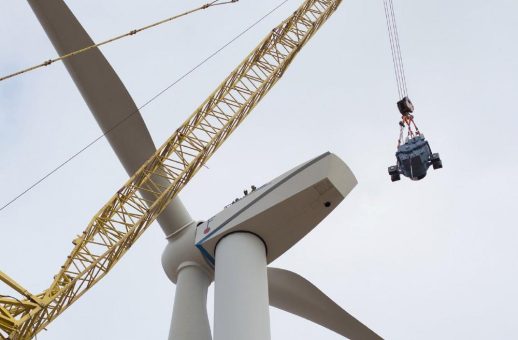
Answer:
[1,0,518,339]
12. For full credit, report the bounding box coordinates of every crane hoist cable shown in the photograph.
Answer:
[383,0,418,145]
[0,0,342,338]
[383,0,407,100]
[0,0,238,83]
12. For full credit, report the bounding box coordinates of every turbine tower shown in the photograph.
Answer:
[0,1,382,338]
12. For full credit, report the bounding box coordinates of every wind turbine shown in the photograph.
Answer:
[1,0,382,339]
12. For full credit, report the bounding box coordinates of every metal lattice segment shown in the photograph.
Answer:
[0,0,341,338]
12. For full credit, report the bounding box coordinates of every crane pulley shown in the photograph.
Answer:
[0,0,342,338]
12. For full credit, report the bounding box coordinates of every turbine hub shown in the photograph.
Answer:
[162,221,214,283]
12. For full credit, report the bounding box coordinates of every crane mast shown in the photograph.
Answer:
[0,0,342,338]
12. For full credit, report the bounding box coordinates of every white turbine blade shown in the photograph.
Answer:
[27,0,154,175]
[268,267,383,340]
[27,0,191,234]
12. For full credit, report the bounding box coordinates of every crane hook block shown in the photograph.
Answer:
[397,96,414,115]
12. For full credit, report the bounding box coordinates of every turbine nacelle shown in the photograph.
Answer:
[195,152,357,266]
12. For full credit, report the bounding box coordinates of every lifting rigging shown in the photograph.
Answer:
[383,0,443,182]
[0,0,342,338]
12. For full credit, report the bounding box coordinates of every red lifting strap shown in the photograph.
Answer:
[397,114,421,147]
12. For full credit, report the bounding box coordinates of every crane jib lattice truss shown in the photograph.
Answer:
[0,0,341,338]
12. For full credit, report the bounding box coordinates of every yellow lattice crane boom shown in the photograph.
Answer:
[0,0,341,338]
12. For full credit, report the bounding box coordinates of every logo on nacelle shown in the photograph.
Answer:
[203,220,211,235]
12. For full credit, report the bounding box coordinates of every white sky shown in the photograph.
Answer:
[1,0,517,339]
